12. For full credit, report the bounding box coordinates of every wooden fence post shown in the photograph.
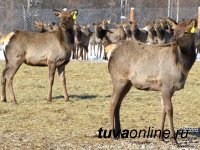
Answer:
[130,7,135,23]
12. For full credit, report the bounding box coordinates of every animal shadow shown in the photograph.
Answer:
[70,95,97,100]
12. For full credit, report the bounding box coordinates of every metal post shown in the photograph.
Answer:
[176,0,179,22]
[198,7,200,29]
[121,0,127,22]
[168,0,171,17]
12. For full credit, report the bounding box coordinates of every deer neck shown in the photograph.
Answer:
[176,34,197,71]
[58,27,74,45]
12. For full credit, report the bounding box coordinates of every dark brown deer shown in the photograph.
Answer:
[121,22,132,40]
[108,20,198,144]
[154,21,172,44]
[145,22,157,44]
[73,24,91,60]
[93,22,105,58]
[0,9,78,104]
[130,21,148,43]
[80,24,91,60]
[74,23,82,60]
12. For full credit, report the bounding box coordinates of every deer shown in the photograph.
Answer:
[74,23,82,60]
[34,21,59,33]
[89,32,97,57]
[154,21,172,44]
[73,24,91,60]
[92,22,104,58]
[121,22,132,41]
[0,9,78,104]
[130,21,148,43]
[108,19,199,144]
[80,24,91,60]
[93,21,126,59]
[145,22,157,44]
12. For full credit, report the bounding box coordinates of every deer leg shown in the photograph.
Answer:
[1,65,9,102]
[90,44,92,56]
[161,89,177,144]
[84,45,88,60]
[159,100,167,141]
[93,44,96,56]
[80,46,84,60]
[110,80,132,138]
[76,45,79,60]
[99,44,102,58]
[78,45,82,60]
[6,64,22,104]
[47,63,56,102]
[57,65,69,102]
[82,46,85,60]
[97,44,100,58]
[72,45,76,59]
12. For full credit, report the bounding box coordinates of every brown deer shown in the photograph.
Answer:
[89,32,97,57]
[108,20,198,144]
[34,21,59,33]
[0,9,78,104]
[93,21,126,59]
[166,17,197,31]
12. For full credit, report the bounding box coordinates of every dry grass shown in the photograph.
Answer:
[0,60,199,149]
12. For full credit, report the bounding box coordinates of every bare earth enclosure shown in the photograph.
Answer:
[0,60,199,149]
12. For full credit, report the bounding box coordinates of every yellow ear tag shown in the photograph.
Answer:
[72,13,77,20]
[160,23,164,29]
[190,26,195,33]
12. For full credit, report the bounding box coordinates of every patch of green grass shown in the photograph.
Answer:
[0,60,199,149]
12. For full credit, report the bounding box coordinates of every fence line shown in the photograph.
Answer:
[0,7,199,34]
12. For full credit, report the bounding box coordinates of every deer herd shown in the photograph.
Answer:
[0,8,200,144]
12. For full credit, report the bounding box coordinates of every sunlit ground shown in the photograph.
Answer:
[0,60,199,149]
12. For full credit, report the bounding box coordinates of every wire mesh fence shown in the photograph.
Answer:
[134,7,198,27]
[0,7,199,34]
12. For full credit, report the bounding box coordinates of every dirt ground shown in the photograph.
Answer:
[0,60,199,149]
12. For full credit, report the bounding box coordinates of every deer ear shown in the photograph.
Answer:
[166,17,177,29]
[87,24,91,28]
[35,21,38,25]
[71,9,78,20]
[53,9,61,16]
[158,17,164,22]
[187,19,197,33]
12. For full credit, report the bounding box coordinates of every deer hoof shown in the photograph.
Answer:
[64,98,70,102]
[1,99,7,103]
[47,99,53,103]
[12,100,18,105]
[1,97,7,102]
[170,138,178,145]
